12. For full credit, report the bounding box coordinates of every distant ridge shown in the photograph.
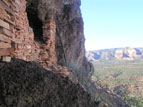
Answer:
[86,47,143,61]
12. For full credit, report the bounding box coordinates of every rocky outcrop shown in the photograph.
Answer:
[0,0,93,84]
[0,59,98,107]
[86,47,143,61]
[26,0,93,85]
[114,84,143,98]
[93,86,129,107]
[0,0,94,104]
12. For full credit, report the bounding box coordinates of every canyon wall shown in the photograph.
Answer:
[0,1,98,106]
[0,0,93,88]
[87,47,143,61]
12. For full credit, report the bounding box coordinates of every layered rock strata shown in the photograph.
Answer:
[86,47,143,61]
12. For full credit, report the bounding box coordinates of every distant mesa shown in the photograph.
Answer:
[86,47,143,61]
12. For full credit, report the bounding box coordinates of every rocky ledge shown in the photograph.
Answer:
[0,59,98,107]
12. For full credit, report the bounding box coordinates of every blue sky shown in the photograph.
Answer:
[81,0,143,50]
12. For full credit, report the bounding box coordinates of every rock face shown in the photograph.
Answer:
[0,0,92,85]
[86,47,143,61]
[0,0,94,104]
[0,59,97,107]
[26,0,93,85]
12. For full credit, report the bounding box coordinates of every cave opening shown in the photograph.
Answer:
[26,2,43,43]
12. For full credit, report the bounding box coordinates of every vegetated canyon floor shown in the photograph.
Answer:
[91,59,143,107]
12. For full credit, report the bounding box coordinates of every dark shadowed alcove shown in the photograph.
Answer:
[26,1,43,42]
